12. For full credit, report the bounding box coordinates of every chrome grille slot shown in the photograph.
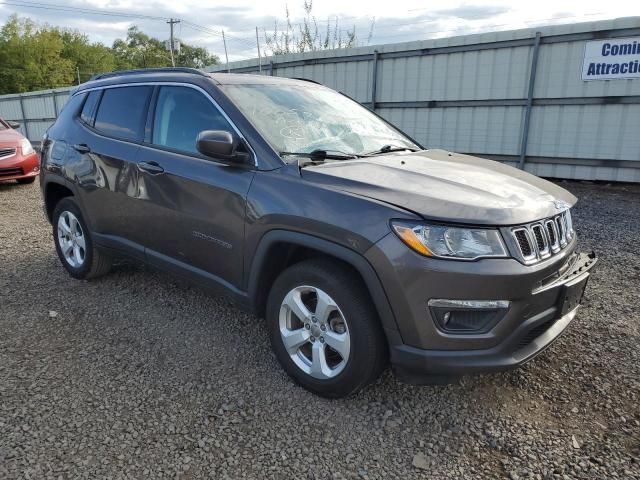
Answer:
[545,220,559,252]
[564,210,574,240]
[556,215,566,246]
[513,228,535,261]
[531,224,549,257]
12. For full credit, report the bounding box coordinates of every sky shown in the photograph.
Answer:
[0,0,638,65]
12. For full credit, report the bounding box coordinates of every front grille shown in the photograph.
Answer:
[509,210,574,264]
[0,148,16,159]
[0,167,23,177]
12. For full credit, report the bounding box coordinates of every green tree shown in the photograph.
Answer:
[176,43,218,68]
[112,26,218,70]
[112,26,170,69]
[0,16,218,94]
[58,30,117,82]
[0,15,74,93]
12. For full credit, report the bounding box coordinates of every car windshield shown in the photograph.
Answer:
[222,83,418,157]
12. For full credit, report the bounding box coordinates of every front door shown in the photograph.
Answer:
[133,85,254,290]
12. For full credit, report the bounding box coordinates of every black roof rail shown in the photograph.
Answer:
[89,67,208,82]
[291,77,323,85]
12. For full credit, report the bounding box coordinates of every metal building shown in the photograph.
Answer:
[1,17,639,182]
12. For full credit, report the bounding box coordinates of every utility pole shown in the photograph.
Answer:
[167,18,180,67]
[222,30,230,73]
[76,67,81,85]
[256,26,262,73]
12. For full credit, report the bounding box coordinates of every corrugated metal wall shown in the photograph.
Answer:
[1,17,638,182]
[0,88,71,142]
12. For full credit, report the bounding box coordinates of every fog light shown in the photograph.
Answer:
[428,299,510,333]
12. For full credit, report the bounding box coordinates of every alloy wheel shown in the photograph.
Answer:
[57,211,86,268]
[279,285,351,379]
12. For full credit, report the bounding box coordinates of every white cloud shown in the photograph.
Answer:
[0,0,637,63]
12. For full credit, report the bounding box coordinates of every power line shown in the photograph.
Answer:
[181,20,256,48]
[0,0,169,21]
[0,0,254,50]
[0,0,256,58]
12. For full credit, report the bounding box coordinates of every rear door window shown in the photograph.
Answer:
[94,86,152,142]
[151,86,233,155]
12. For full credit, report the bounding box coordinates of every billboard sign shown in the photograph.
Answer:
[582,37,640,80]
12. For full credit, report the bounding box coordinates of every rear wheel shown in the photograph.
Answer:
[52,198,112,280]
[17,177,36,185]
[266,259,387,398]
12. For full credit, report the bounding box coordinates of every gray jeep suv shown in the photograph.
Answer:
[40,68,597,397]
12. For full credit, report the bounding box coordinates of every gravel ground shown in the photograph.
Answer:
[0,180,638,480]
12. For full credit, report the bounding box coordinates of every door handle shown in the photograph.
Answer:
[72,143,91,154]
[137,161,165,175]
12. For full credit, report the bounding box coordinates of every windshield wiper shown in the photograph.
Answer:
[280,149,361,161]
[363,144,419,156]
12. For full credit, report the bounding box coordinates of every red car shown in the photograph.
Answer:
[0,118,39,184]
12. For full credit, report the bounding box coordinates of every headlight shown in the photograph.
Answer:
[391,221,508,260]
[20,138,34,156]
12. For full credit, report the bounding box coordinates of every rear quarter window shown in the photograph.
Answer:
[80,90,102,126]
[94,86,152,142]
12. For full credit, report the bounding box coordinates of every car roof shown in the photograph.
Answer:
[76,67,322,93]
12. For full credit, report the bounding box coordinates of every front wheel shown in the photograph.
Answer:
[266,259,387,398]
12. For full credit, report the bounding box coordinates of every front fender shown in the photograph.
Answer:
[247,229,399,334]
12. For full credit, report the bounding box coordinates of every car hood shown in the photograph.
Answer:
[0,127,22,148]
[301,149,577,226]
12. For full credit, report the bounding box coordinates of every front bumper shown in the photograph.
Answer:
[390,304,579,384]
[0,151,39,181]
[366,232,597,384]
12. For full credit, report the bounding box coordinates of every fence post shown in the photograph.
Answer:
[269,60,274,76]
[518,32,542,170]
[52,89,59,118]
[370,50,379,111]
[18,93,29,140]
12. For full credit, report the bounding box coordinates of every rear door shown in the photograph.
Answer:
[133,84,255,289]
[76,85,153,256]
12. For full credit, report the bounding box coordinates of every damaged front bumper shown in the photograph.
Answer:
[387,251,598,385]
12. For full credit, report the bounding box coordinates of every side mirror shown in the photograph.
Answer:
[196,130,251,165]
[8,121,20,129]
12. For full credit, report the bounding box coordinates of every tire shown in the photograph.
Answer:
[17,177,36,185]
[52,197,112,280]
[266,258,388,398]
